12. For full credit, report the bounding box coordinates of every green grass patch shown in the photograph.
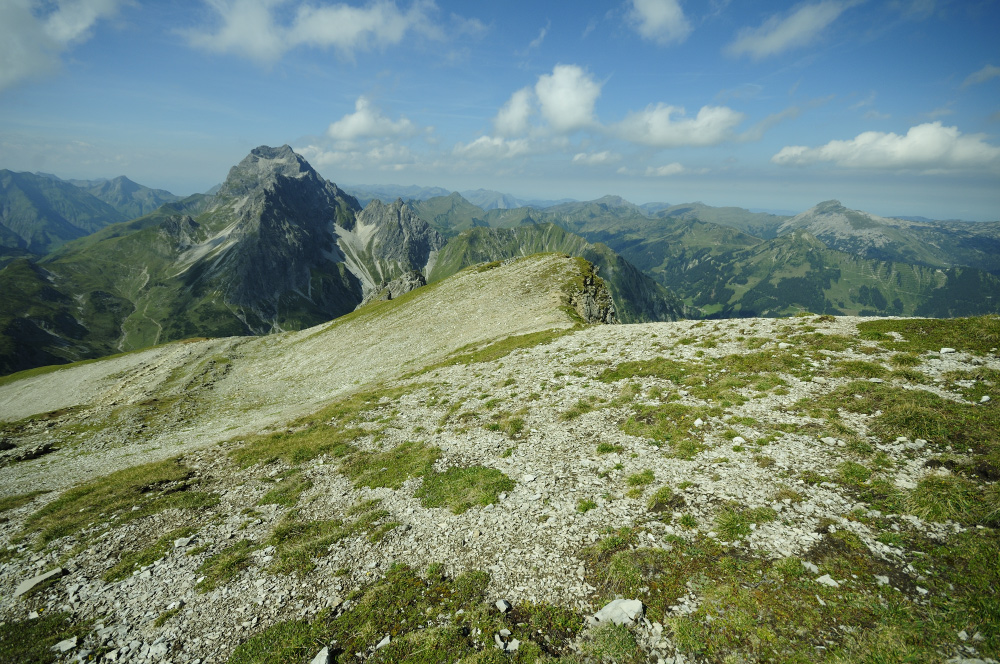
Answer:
[484,408,526,438]
[104,525,197,582]
[227,563,583,664]
[20,457,216,548]
[196,539,256,592]
[560,396,602,420]
[0,490,48,513]
[620,403,718,459]
[581,624,642,663]
[647,486,677,512]
[415,466,515,514]
[907,475,1000,526]
[714,506,777,540]
[267,502,392,576]
[340,441,439,490]
[577,498,598,513]
[858,315,1000,355]
[153,606,182,628]
[596,442,624,454]
[230,385,423,467]
[0,611,91,663]
[626,469,654,486]
[833,360,888,379]
[257,469,312,507]
[426,328,573,370]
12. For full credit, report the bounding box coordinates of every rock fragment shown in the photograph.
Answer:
[593,598,644,625]
[14,567,64,598]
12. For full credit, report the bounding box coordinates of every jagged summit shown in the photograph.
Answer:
[217,144,340,199]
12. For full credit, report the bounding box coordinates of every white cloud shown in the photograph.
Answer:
[534,65,602,133]
[0,0,124,92]
[963,64,1000,88]
[295,142,416,171]
[645,162,686,176]
[326,96,416,141]
[185,0,446,63]
[626,0,691,45]
[572,151,621,166]
[615,103,745,147]
[527,22,549,50]
[453,136,532,160]
[771,122,1000,171]
[726,1,855,60]
[494,88,535,137]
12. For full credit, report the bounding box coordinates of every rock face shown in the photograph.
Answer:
[336,198,444,297]
[190,145,366,329]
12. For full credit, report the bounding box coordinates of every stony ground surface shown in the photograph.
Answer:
[1,257,998,663]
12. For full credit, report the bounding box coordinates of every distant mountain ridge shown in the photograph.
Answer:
[0,147,683,375]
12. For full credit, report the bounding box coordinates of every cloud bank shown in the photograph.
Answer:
[772,122,1000,171]
[185,0,457,63]
[615,103,745,147]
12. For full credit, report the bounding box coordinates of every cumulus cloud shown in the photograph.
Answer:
[645,162,686,176]
[0,0,124,92]
[963,64,1000,88]
[327,96,416,141]
[626,0,691,45]
[726,1,855,60]
[615,103,745,147]
[572,151,621,165]
[453,136,531,160]
[494,88,535,137]
[771,122,1000,171]
[185,0,448,63]
[534,64,602,133]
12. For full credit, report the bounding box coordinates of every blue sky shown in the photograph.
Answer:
[1,0,998,219]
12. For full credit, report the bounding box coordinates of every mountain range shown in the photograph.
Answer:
[1,145,999,376]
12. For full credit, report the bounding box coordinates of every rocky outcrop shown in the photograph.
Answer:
[355,270,427,309]
[566,264,619,324]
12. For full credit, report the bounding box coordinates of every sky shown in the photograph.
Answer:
[1,0,999,220]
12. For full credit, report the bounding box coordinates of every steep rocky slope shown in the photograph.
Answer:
[0,255,997,664]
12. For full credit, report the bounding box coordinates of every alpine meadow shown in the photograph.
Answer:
[1,1,999,664]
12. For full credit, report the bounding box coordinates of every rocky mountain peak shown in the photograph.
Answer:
[217,145,332,199]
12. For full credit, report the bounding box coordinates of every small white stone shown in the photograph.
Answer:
[815,574,839,588]
[875,575,889,586]
[693,418,704,428]
[732,436,746,445]
[980,395,991,403]
[940,347,956,354]
[375,635,390,650]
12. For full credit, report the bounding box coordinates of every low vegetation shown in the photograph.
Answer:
[19,457,216,548]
